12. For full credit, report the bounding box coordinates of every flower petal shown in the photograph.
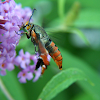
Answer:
[4,31,9,38]
[25,52,30,58]
[0,70,6,76]
[25,59,30,65]
[30,55,38,65]
[20,61,26,69]
[19,49,24,56]
[47,54,51,62]
[14,56,22,65]
[5,22,12,30]
[33,67,41,82]
[26,72,33,80]
[19,76,26,83]
[7,63,14,71]
[17,71,23,78]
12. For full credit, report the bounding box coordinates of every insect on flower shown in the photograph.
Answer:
[17,9,63,74]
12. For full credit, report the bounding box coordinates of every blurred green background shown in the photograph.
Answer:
[1,0,100,100]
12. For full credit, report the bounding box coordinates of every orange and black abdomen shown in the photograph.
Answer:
[45,39,62,70]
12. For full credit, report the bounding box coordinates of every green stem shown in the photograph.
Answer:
[0,79,14,100]
[64,1,80,26]
[58,0,65,18]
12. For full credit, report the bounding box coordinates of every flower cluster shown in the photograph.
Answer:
[14,49,42,83]
[0,0,32,76]
[0,0,46,83]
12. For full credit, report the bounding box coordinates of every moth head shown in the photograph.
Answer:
[23,21,31,30]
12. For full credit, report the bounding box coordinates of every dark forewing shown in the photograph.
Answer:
[34,24,48,38]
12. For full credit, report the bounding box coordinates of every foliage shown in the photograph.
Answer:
[1,0,100,100]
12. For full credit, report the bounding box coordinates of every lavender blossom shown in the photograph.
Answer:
[0,0,51,83]
[33,67,41,82]
[14,49,30,69]
[0,0,32,75]
[15,49,42,83]
[17,68,33,83]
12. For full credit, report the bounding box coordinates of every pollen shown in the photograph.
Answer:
[2,63,5,68]
[22,57,24,60]
[23,73,26,76]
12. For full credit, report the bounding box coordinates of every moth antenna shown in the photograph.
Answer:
[29,8,36,23]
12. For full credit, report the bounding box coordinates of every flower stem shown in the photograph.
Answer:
[58,0,65,18]
[0,79,14,100]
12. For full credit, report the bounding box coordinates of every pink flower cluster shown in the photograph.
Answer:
[0,0,44,83]
[14,49,41,83]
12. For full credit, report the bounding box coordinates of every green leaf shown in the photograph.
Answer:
[15,0,38,7]
[73,92,94,100]
[38,68,87,100]
[51,47,100,100]
[69,28,90,45]
[75,9,100,28]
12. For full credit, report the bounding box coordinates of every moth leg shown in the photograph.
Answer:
[35,57,47,74]
[34,45,38,55]
[21,32,31,39]
[41,65,47,75]
[25,32,31,39]
[15,31,30,38]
